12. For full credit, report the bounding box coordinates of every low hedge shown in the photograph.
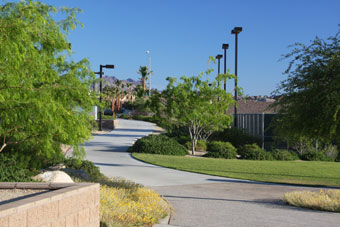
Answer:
[272,149,300,161]
[238,143,273,160]
[204,141,237,159]
[129,134,188,156]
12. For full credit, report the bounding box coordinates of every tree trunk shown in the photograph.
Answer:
[191,140,196,155]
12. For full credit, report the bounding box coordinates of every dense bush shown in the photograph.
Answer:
[63,158,105,181]
[129,134,188,156]
[175,135,191,145]
[185,140,207,151]
[204,141,237,159]
[320,144,339,161]
[2,142,65,170]
[272,149,300,161]
[301,151,331,161]
[210,128,261,148]
[0,154,35,182]
[238,144,273,160]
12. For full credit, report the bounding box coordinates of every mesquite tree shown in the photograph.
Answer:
[272,28,340,144]
[155,68,235,155]
[0,1,97,166]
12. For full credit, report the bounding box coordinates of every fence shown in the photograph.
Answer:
[235,113,276,150]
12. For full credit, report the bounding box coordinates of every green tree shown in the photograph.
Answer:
[272,28,340,144]
[152,63,235,155]
[0,0,96,167]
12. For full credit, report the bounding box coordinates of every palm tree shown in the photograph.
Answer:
[126,83,132,102]
[103,85,117,117]
[137,66,148,94]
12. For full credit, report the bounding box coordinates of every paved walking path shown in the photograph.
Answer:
[83,119,340,227]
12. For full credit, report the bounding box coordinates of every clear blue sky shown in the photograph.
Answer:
[38,0,340,95]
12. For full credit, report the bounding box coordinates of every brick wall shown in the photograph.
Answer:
[0,183,99,227]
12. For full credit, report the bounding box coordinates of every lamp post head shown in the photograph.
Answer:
[232,27,243,34]
[222,44,229,50]
[104,64,115,69]
[216,54,223,59]
[146,50,150,55]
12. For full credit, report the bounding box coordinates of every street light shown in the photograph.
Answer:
[215,54,223,87]
[98,64,114,131]
[231,26,242,128]
[222,44,229,91]
[146,50,151,96]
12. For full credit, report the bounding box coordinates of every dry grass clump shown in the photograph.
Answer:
[284,189,340,212]
[100,185,169,227]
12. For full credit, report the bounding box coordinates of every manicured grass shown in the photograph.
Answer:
[132,153,340,187]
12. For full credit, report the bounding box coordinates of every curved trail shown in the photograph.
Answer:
[83,119,340,227]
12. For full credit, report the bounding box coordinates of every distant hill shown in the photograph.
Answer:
[93,76,141,90]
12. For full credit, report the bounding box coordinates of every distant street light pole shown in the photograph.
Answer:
[98,64,114,131]
[231,27,242,128]
[215,54,223,87]
[222,44,229,91]
[94,71,103,92]
[146,50,151,96]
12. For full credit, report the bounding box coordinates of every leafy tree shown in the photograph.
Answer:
[151,61,235,155]
[0,0,96,167]
[272,28,340,144]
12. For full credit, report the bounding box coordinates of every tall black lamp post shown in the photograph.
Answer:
[231,27,242,128]
[98,64,114,131]
[215,54,223,87]
[222,44,229,91]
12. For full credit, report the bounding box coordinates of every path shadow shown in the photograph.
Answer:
[195,168,340,181]
[114,128,155,133]
[93,162,160,168]
[162,195,331,213]
[94,133,145,138]
[207,178,340,189]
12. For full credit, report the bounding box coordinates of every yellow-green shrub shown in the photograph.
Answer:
[100,185,169,227]
[284,189,340,212]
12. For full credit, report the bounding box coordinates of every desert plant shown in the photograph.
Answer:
[129,134,188,156]
[271,149,299,161]
[284,190,340,212]
[238,144,273,160]
[100,185,169,227]
[204,141,237,159]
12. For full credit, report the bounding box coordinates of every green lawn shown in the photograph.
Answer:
[132,153,340,187]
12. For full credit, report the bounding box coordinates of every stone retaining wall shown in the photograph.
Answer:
[0,183,99,227]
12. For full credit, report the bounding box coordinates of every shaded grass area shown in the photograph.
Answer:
[132,153,340,187]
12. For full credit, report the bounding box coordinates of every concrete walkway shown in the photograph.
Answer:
[83,119,340,227]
